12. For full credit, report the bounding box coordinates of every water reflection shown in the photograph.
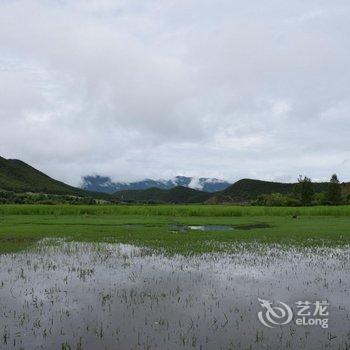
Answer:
[0,240,349,349]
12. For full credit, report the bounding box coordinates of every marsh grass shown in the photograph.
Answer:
[0,211,349,254]
[1,204,350,216]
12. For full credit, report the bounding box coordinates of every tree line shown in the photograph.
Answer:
[256,174,347,206]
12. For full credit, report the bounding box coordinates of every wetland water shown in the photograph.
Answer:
[0,240,349,349]
[170,223,270,232]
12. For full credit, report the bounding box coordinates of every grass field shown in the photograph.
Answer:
[0,204,349,254]
[1,204,350,349]
[1,203,350,216]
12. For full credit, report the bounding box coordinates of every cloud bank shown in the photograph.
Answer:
[1,0,349,185]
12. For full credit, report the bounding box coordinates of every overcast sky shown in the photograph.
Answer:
[1,0,349,186]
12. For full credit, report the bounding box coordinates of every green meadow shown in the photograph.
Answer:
[0,204,349,254]
[1,203,350,216]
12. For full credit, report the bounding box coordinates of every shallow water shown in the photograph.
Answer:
[188,225,234,231]
[0,240,349,349]
[170,223,269,232]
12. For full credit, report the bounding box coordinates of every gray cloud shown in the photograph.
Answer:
[0,0,349,185]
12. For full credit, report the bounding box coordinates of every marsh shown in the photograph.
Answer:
[0,240,349,349]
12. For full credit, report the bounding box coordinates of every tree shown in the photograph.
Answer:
[326,174,342,204]
[294,175,314,205]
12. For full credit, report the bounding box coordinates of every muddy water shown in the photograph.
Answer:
[0,240,349,349]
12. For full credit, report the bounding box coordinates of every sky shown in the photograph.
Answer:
[0,0,349,186]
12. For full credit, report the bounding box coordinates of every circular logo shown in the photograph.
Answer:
[258,298,293,328]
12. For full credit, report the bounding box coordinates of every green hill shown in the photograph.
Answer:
[164,187,212,203]
[115,186,212,204]
[216,178,329,202]
[0,156,108,199]
[115,178,336,204]
[115,188,166,203]
[0,155,210,203]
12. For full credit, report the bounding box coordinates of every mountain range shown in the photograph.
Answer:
[114,186,212,204]
[0,155,341,204]
[81,175,231,193]
[113,178,333,204]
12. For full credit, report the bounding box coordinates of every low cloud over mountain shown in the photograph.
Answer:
[81,175,231,193]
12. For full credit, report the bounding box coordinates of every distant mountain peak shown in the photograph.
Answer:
[81,175,231,194]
